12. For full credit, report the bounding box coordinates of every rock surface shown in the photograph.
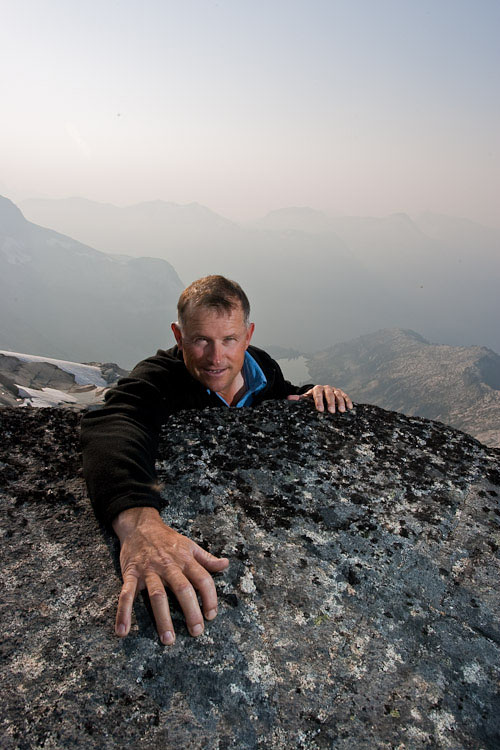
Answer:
[1,401,499,749]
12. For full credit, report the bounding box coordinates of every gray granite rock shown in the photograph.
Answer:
[1,402,499,749]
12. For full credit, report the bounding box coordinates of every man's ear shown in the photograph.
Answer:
[245,322,255,348]
[171,322,183,349]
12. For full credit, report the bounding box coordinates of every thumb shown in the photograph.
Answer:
[286,394,301,401]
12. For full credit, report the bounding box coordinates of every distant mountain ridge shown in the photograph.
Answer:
[304,328,500,448]
[20,197,500,355]
[0,196,183,367]
[20,197,239,277]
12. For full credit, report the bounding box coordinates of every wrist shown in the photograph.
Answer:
[112,506,161,542]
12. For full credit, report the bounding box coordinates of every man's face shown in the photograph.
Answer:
[171,304,254,401]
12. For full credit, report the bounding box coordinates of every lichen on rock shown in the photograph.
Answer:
[1,401,499,749]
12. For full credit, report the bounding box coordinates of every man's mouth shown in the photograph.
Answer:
[203,367,227,376]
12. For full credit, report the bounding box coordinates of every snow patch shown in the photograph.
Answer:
[0,350,107,387]
[16,385,79,408]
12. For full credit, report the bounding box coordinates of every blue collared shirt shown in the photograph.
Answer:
[210,351,267,407]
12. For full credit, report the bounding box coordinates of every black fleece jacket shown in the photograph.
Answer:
[81,345,312,525]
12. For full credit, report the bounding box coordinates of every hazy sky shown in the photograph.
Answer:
[1,0,499,225]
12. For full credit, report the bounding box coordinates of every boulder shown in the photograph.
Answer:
[1,401,499,749]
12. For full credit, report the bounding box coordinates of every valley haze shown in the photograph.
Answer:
[12,195,500,359]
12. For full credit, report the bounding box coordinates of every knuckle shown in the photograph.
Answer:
[122,562,141,578]
[197,576,215,594]
[172,580,194,596]
[156,554,176,569]
[149,588,167,602]
[118,588,134,604]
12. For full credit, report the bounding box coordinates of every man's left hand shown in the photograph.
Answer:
[287,385,353,413]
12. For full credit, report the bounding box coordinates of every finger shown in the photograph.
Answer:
[115,572,139,637]
[332,389,348,413]
[312,385,325,412]
[192,545,228,620]
[192,543,229,573]
[287,389,316,404]
[185,558,221,620]
[323,386,338,414]
[144,574,175,646]
[164,567,205,637]
[336,392,347,413]
[334,389,353,412]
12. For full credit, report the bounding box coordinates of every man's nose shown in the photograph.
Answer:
[207,341,223,364]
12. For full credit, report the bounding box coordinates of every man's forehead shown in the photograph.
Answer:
[182,302,246,327]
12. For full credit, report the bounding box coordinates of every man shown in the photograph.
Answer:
[81,275,352,646]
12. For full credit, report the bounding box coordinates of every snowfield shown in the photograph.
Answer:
[0,350,107,387]
[15,385,79,408]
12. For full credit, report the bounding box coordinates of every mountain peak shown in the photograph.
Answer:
[0,195,27,231]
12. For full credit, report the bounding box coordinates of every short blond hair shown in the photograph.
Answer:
[177,275,250,327]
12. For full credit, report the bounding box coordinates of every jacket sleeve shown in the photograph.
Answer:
[80,359,170,526]
[282,379,315,396]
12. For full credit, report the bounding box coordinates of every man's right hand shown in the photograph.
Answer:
[112,507,229,645]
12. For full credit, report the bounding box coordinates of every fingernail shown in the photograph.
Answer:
[191,624,203,636]
[116,624,126,636]
[161,631,175,645]
[206,608,217,620]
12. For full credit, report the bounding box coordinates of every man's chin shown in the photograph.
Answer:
[199,369,230,390]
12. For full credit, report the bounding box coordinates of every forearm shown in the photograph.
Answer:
[81,409,162,525]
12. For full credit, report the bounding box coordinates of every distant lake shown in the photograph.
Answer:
[276,356,311,386]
